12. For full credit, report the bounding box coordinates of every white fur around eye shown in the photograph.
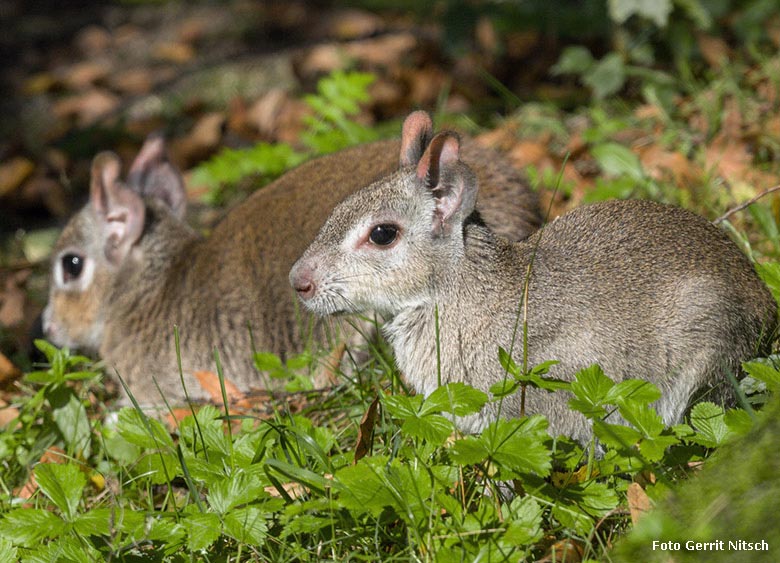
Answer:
[54,250,95,292]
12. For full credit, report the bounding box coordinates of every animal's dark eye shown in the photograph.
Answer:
[61,253,84,282]
[369,224,399,246]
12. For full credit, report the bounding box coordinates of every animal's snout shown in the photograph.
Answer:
[290,263,317,301]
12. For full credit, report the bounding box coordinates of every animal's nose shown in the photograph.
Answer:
[290,264,316,300]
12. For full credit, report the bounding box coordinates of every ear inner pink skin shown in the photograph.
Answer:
[127,134,187,220]
[90,151,146,264]
[399,110,434,167]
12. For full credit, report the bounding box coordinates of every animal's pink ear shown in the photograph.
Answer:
[90,151,145,265]
[128,134,187,220]
[416,132,476,235]
[399,110,434,167]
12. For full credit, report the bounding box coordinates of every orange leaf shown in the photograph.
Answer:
[627,482,653,526]
[194,370,247,405]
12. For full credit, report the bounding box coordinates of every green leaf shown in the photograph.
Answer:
[33,339,60,363]
[0,509,65,546]
[34,463,85,520]
[49,385,92,458]
[497,347,520,376]
[550,46,594,75]
[605,379,661,406]
[591,142,645,180]
[583,53,627,99]
[265,459,331,495]
[756,262,780,307]
[608,0,673,27]
[552,502,594,535]
[742,360,780,393]
[116,407,174,449]
[208,471,267,514]
[451,417,551,477]
[382,394,422,419]
[334,456,433,525]
[618,403,665,438]
[223,507,268,546]
[503,496,544,546]
[254,352,283,372]
[489,378,521,398]
[401,413,454,445]
[334,456,399,517]
[593,421,642,449]
[0,539,17,563]
[73,508,121,537]
[724,408,754,437]
[423,383,488,416]
[638,434,679,461]
[689,402,729,447]
[184,512,221,551]
[569,364,613,418]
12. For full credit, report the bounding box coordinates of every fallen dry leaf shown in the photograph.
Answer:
[537,539,584,563]
[0,157,35,198]
[153,41,196,64]
[60,60,111,90]
[247,88,289,137]
[638,144,701,187]
[110,68,155,95]
[0,398,20,428]
[327,9,384,40]
[508,139,550,169]
[194,370,248,406]
[704,133,753,185]
[354,396,380,463]
[0,351,23,387]
[407,66,448,107]
[172,112,225,164]
[166,406,199,430]
[627,482,653,526]
[53,88,121,127]
[696,32,731,69]
[74,25,112,56]
[0,270,31,328]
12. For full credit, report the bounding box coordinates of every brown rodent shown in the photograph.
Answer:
[43,112,541,405]
[290,130,777,442]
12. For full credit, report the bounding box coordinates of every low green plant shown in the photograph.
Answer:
[192,70,379,205]
[1,337,771,561]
